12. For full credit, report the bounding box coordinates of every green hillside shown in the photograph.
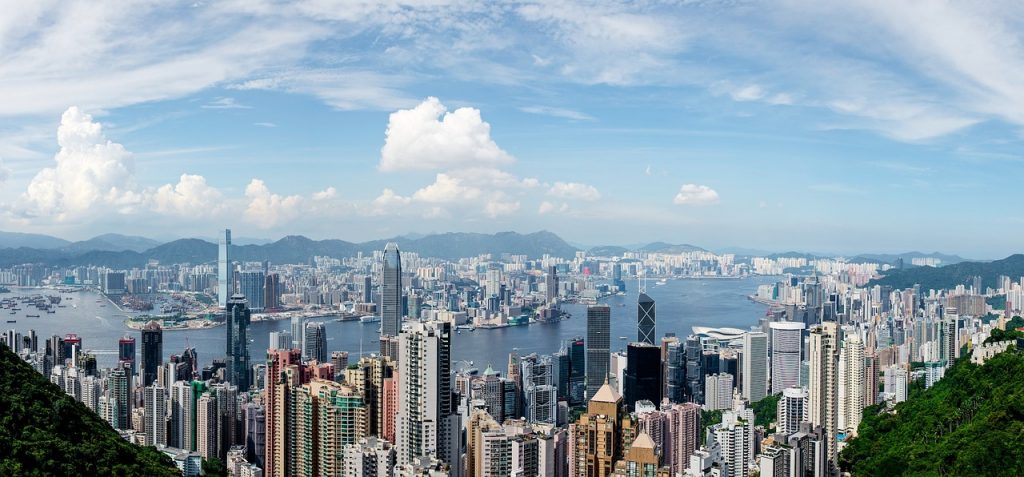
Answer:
[0,345,180,477]
[867,254,1024,291]
[840,344,1024,476]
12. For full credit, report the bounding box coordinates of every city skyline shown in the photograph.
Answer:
[1,3,1023,257]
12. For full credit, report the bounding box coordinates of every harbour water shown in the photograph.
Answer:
[6,276,777,371]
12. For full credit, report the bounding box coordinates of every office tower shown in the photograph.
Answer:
[664,339,685,403]
[684,336,704,403]
[637,293,656,345]
[571,383,636,477]
[268,331,292,351]
[742,331,768,402]
[395,321,459,472]
[110,364,132,430]
[710,408,755,477]
[331,351,349,380]
[197,392,219,459]
[264,273,281,311]
[769,322,805,394]
[704,373,734,411]
[343,437,397,477]
[663,402,701,476]
[586,305,611,401]
[624,342,662,411]
[545,265,559,305]
[839,334,865,435]
[610,432,660,476]
[226,294,252,390]
[238,270,266,312]
[777,387,808,436]
[218,229,232,308]
[808,322,839,472]
[562,337,586,405]
[144,384,167,446]
[63,334,82,366]
[291,315,304,350]
[118,335,136,376]
[360,275,373,304]
[265,348,304,477]
[141,320,163,387]
[303,321,328,363]
[520,354,558,425]
[294,379,367,476]
[381,242,403,339]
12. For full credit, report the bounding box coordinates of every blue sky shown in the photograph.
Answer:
[0,1,1022,258]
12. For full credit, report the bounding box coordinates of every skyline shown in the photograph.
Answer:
[2,2,1024,257]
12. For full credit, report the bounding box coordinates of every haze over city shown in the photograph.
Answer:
[2,2,1023,257]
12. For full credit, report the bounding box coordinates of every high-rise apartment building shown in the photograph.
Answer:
[839,333,865,435]
[218,229,232,308]
[144,384,167,447]
[704,373,734,411]
[586,305,611,401]
[808,322,839,473]
[226,294,251,391]
[777,387,808,436]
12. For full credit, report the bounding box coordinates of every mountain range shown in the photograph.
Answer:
[868,254,1024,291]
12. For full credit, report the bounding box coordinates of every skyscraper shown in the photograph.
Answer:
[623,342,662,411]
[141,321,163,387]
[218,229,232,308]
[777,387,808,436]
[839,333,865,435]
[586,305,611,401]
[808,322,839,473]
[571,383,635,477]
[144,384,167,446]
[303,321,327,363]
[291,315,304,351]
[769,322,805,394]
[226,294,251,390]
[637,293,656,345]
[381,242,403,338]
[238,270,266,312]
[545,265,559,305]
[395,321,459,471]
[118,335,136,376]
[742,331,768,402]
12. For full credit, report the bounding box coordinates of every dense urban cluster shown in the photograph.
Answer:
[3,230,1024,477]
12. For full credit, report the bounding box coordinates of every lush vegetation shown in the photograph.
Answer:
[751,393,780,429]
[985,327,1024,344]
[1008,315,1024,330]
[987,294,1007,310]
[202,457,227,477]
[700,409,722,437]
[0,345,180,477]
[840,347,1024,476]
[868,254,1024,291]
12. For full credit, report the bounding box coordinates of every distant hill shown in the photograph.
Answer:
[0,231,579,267]
[840,346,1024,476]
[587,245,631,257]
[64,233,162,253]
[868,254,1024,291]
[0,345,180,476]
[849,251,968,266]
[638,242,706,253]
[0,231,70,249]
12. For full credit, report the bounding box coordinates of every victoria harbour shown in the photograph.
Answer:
[6,276,776,371]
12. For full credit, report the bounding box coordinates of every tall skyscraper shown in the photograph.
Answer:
[586,305,611,401]
[218,228,232,308]
[264,273,281,311]
[144,384,167,446]
[110,364,131,430]
[141,320,163,387]
[395,321,459,471]
[769,322,805,394]
[571,383,635,477]
[637,293,656,345]
[226,294,252,390]
[291,315,304,351]
[623,342,662,411]
[808,321,839,472]
[839,333,865,435]
[742,331,768,402]
[381,242,403,338]
[520,354,557,425]
[303,321,327,363]
[118,335,136,376]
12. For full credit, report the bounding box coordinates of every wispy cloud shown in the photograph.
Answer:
[201,97,250,109]
[519,105,595,121]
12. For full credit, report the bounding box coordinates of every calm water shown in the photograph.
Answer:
[5,277,776,370]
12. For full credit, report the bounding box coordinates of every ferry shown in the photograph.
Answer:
[5,320,14,323]
[359,315,381,323]
[26,314,40,318]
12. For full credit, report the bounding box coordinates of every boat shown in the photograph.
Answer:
[5,320,14,323]
[47,310,56,314]
[26,314,39,318]
[359,315,381,323]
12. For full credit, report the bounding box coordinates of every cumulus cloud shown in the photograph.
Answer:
[19,107,141,219]
[379,97,514,172]
[673,184,719,206]
[538,201,570,214]
[373,188,412,208]
[243,179,304,228]
[548,181,601,201]
[312,187,337,201]
[412,173,482,203]
[484,196,520,218]
[149,174,224,216]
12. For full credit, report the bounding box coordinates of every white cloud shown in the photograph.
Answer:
[379,97,514,172]
[149,174,224,217]
[412,173,482,203]
[202,97,250,109]
[18,107,141,219]
[484,197,520,218]
[673,184,719,206]
[312,187,337,201]
[538,201,569,215]
[373,188,412,208]
[243,179,304,228]
[519,105,595,121]
[253,122,277,128]
[228,70,414,111]
[548,182,600,201]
